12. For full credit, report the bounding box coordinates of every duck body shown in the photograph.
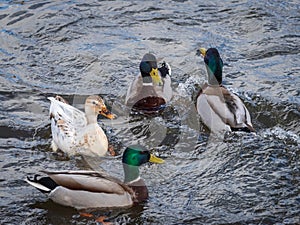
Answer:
[197,83,254,132]
[27,170,134,209]
[196,48,254,133]
[125,53,172,113]
[49,95,114,157]
[25,145,164,210]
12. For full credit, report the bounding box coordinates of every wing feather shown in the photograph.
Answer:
[198,85,254,132]
[42,170,134,196]
[197,93,231,132]
[48,97,87,151]
[125,75,143,105]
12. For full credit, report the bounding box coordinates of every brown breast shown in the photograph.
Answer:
[128,179,149,203]
[132,96,166,112]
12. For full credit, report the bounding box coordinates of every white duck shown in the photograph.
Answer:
[48,95,115,157]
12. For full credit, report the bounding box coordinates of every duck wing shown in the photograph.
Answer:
[48,97,87,146]
[197,85,231,132]
[49,96,87,128]
[43,170,134,195]
[224,93,254,131]
[27,170,135,209]
[125,75,143,106]
[221,88,254,131]
[200,86,254,131]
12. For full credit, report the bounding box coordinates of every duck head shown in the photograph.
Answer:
[85,95,115,123]
[139,53,163,85]
[122,145,164,183]
[199,48,223,85]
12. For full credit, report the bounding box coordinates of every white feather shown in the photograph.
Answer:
[25,178,51,192]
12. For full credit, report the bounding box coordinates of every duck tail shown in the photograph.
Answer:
[158,61,171,77]
[246,124,255,133]
[25,175,58,193]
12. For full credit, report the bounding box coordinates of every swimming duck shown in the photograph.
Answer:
[196,48,254,133]
[125,53,172,113]
[25,145,164,210]
[48,95,115,157]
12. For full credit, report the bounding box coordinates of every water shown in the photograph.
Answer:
[0,0,299,224]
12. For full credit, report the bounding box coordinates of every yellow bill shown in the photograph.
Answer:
[100,107,115,119]
[149,153,165,164]
[199,48,207,57]
[150,68,163,85]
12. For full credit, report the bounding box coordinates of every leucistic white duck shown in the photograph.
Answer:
[48,95,115,157]
[196,48,254,133]
[25,145,164,210]
[125,53,172,113]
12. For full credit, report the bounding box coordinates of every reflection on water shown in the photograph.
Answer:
[0,0,299,224]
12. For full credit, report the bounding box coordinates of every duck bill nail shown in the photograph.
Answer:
[149,154,165,164]
[199,48,207,57]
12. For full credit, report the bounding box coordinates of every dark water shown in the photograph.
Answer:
[0,0,299,224]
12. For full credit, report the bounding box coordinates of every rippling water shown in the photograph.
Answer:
[0,0,299,224]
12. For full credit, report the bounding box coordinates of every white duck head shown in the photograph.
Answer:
[85,95,114,124]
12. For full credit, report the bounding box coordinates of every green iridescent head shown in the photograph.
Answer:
[122,145,164,166]
[199,48,223,85]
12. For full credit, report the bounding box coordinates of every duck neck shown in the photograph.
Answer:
[123,163,140,183]
[206,64,222,86]
[141,73,153,85]
[85,107,98,124]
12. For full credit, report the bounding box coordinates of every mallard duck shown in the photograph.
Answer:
[25,145,164,210]
[48,95,115,157]
[196,48,254,133]
[125,53,172,113]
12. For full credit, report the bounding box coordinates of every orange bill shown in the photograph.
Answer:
[100,107,115,119]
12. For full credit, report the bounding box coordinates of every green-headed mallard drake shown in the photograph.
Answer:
[196,48,254,133]
[49,95,115,157]
[25,145,164,210]
[125,53,172,113]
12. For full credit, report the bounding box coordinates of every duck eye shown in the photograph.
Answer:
[92,101,97,105]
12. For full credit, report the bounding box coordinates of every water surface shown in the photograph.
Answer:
[0,0,299,224]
